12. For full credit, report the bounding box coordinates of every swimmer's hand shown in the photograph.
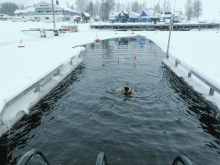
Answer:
[115,88,123,92]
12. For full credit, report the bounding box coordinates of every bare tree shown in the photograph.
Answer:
[185,0,193,21]
[94,0,100,16]
[0,2,18,16]
[116,2,120,12]
[75,0,87,13]
[193,0,203,20]
[66,1,69,7]
[125,2,130,12]
[163,0,171,12]
[100,0,115,21]
[86,1,94,17]
[154,3,161,13]
[131,0,139,13]
[17,3,25,10]
[70,5,74,10]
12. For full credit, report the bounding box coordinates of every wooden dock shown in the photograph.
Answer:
[90,23,220,31]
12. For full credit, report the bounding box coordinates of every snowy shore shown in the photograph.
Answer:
[0,21,220,132]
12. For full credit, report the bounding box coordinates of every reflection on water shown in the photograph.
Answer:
[1,37,220,165]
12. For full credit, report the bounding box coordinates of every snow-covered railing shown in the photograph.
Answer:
[170,57,220,96]
[0,56,76,126]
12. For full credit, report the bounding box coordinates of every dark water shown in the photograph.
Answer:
[1,37,220,165]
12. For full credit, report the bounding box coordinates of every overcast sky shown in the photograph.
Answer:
[0,0,219,20]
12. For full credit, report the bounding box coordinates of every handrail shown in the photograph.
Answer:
[167,56,220,96]
[17,149,50,165]
[16,150,192,165]
[191,70,220,95]
[96,152,108,165]
[0,51,83,127]
[0,64,63,126]
[172,155,192,165]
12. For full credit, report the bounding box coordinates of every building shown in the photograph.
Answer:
[82,12,90,22]
[13,1,80,22]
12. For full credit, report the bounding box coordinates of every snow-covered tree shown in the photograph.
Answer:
[154,3,161,13]
[163,0,171,12]
[100,0,115,21]
[86,1,94,17]
[75,0,87,13]
[70,5,74,10]
[185,0,193,21]
[116,2,120,12]
[94,0,100,16]
[126,2,131,13]
[132,0,139,13]
[66,1,69,7]
[193,0,203,20]
[0,2,18,16]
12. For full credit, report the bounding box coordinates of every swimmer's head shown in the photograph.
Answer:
[124,84,130,93]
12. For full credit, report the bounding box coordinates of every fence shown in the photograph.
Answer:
[0,56,78,127]
[167,55,220,96]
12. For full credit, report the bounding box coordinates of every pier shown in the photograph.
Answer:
[91,23,220,31]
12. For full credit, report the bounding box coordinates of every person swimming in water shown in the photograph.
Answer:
[116,84,136,96]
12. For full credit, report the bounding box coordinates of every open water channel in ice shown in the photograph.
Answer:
[1,37,220,165]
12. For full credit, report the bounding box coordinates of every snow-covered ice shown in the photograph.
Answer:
[0,21,220,129]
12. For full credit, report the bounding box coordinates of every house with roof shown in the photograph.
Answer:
[13,1,80,22]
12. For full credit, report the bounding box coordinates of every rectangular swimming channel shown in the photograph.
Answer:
[0,37,220,165]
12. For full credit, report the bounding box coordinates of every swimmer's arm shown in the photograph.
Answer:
[131,90,136,95]
[115,88,123,92]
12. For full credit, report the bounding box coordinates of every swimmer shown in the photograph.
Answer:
[116,84,136,96]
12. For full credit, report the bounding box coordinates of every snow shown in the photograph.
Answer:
[14,7,35,14]
[0,21,220,130]
[54,4,77,13]
[129,12,140,18]
[83,13,90,17]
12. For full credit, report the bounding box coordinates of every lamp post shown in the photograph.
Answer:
[52,0,59,36]
[166,14,174,58]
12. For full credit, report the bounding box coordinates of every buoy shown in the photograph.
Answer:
[115,33,117,34]
[132,33,134,34]
[18,38,25,48]
[102,64,105,66]
[118,58,119,63]
[95,39,100,43]
[102,54,104,59]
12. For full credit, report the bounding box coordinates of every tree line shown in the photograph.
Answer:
[0,0,203,21]
[185,0,203,21]
[0,2,19,16]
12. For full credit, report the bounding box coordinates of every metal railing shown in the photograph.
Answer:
[167,56,220,96]
[0,55,78,126]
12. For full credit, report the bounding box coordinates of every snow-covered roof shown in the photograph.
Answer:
[122,11,128,15]
[93,15,100,19]
[54,4,77,13]
[83,12,90,17]
[129,12,140,18]
[14,7,35,14]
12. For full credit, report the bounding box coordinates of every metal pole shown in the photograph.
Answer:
[166,14,174,58]
[52,0,56,29]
